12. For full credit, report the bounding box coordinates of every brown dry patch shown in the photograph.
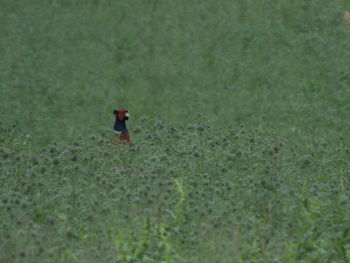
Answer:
[344,11,350,24]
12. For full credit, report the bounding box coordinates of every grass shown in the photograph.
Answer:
[1,0,350,262]
[1,121,349,262]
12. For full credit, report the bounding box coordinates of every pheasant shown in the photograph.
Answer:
[112,109,131,144]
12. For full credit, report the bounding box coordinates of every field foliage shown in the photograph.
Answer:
[1,0,350,262]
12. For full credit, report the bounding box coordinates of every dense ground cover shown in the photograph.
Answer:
[1,121,349,262]
[1,0,350,262]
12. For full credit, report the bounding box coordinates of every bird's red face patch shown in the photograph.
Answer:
[118,109,128,120]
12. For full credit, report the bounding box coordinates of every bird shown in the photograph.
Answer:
[112,109,131,144]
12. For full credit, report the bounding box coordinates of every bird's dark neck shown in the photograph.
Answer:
[114,118,127,132]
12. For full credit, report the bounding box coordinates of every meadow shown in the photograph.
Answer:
[1,0,350,262]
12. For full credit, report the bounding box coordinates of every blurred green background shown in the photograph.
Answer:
[1,0,349,145]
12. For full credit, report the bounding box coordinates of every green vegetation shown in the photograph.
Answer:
[1,0,349,262]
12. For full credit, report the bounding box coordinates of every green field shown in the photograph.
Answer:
[1,0,350,262]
